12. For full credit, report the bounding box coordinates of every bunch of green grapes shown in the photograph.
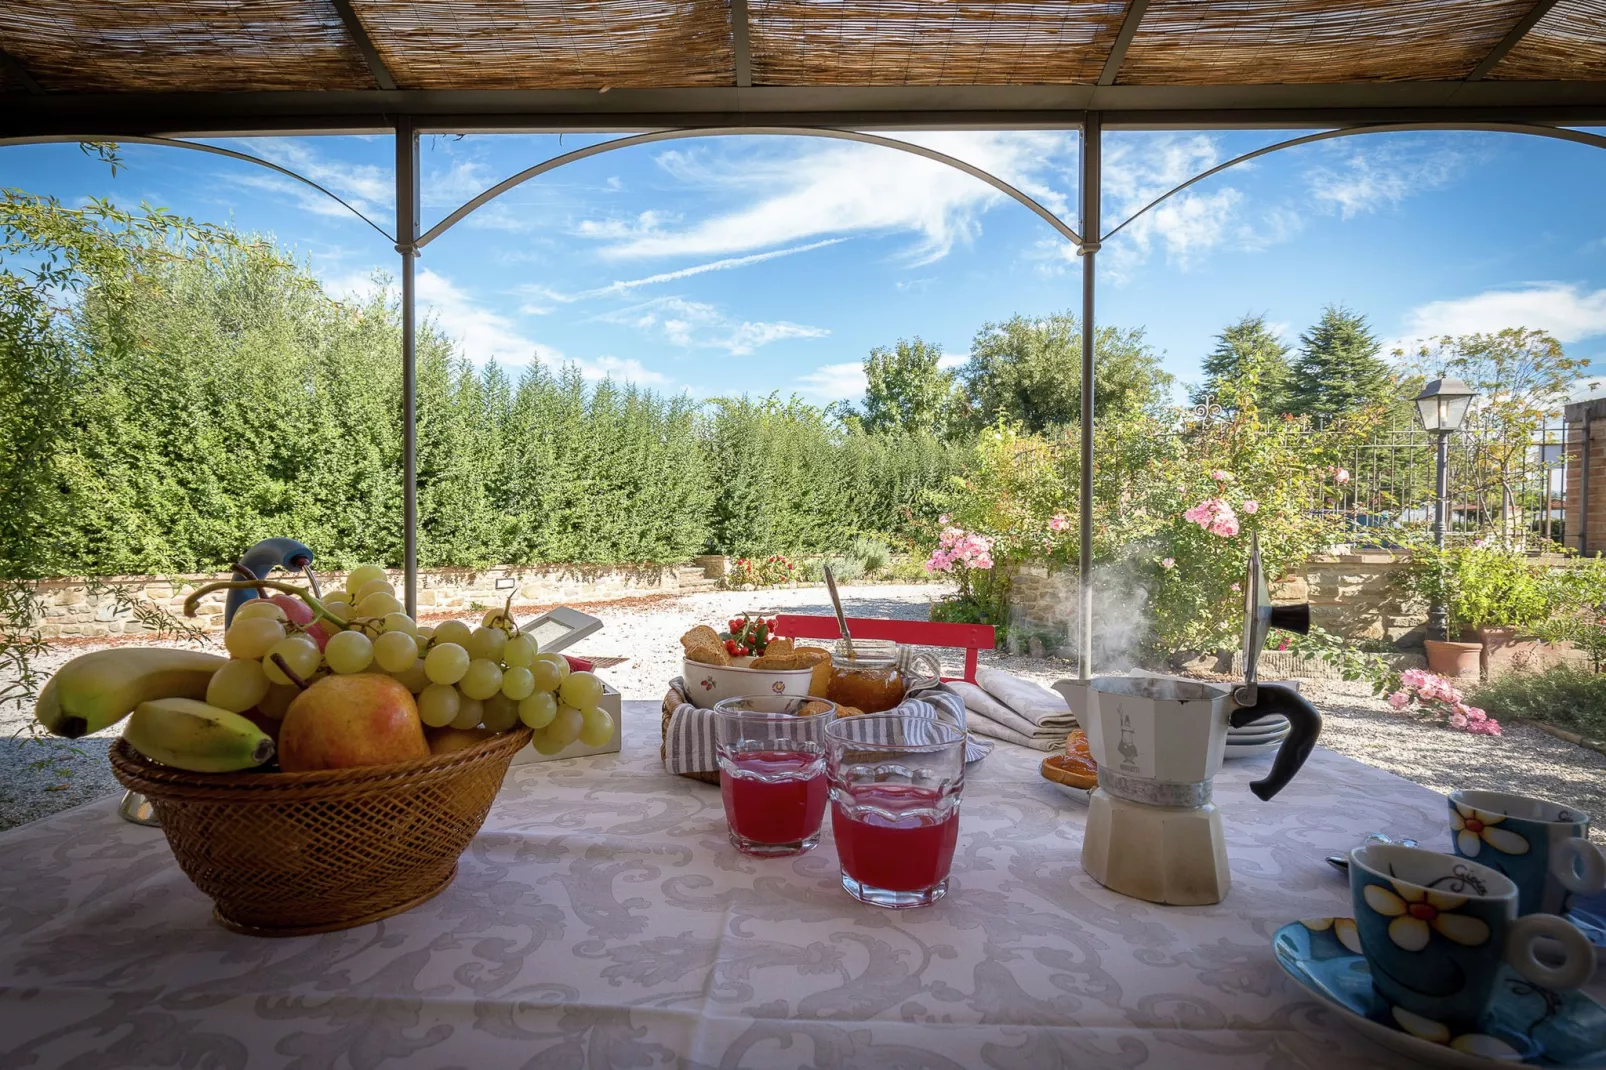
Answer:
[206,563,613,754]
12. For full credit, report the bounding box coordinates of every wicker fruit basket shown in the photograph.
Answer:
[110,726,532,936]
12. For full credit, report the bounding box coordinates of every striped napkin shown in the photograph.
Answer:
[661,680,992,777]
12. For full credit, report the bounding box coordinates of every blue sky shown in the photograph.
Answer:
[5,128,1605,405]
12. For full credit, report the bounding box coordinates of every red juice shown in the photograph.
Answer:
[832,784,960,892]
[720,750,828,846]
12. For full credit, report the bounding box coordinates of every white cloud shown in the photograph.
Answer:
[1397,284,1606,346]
[596,296,827,356]
[225,137,391,221]
[577,132,1075,266]
[574,355,670,386]
[529,239,845,306]
[797,361,868,402]
[937,353,966,370]
[1306,142,1465,220]
[415,268,561,365]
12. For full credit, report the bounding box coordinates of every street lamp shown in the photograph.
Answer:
[1413,376,1477,641]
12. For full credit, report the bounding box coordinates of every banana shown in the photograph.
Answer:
[35,648,227,739]
[122,698,275,772]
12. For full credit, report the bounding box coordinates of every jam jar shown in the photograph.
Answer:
[825,639,908,713]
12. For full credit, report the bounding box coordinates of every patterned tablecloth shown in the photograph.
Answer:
[1,701,1597,1069]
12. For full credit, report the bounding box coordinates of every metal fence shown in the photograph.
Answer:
[1307,417,1569,547]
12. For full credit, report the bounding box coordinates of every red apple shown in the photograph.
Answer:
[278,673,429,772]
[268,594,330,651]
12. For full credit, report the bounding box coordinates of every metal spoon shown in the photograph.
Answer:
[1326,834,1419,872]
[822,565,854,659]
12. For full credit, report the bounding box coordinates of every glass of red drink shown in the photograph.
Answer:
[712,696,838,856]
[825,713,965,909]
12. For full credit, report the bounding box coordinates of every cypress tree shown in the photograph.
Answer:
[1287,305,1394,423]
[1192,314,1293,416]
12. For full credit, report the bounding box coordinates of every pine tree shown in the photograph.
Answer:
[1287,304,1395,423]
[1192,314,1292,416]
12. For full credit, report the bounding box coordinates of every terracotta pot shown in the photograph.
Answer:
[1425,639,1482,680]
[1478,626,1564,679]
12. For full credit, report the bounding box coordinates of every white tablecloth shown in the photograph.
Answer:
[0,701,1585,1069]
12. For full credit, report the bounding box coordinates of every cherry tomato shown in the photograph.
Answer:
[736,646,749,657]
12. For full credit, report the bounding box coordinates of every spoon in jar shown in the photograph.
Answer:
[823,564,855,660]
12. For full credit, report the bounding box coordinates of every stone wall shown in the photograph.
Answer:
[27,563,718,639]
[1007,552,1430,656]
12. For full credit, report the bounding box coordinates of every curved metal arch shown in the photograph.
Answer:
[1102,122,1606,244]
[418,126,1082,250]
[0,134,396,244]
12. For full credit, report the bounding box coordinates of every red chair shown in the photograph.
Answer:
[772,615,996,684]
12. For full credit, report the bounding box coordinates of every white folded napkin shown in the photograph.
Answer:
[661,679,992,776]
[975,667,1075,728]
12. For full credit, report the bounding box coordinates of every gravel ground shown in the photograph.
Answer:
[5,582,1604,843]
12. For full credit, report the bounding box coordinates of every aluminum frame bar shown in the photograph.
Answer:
[1078,113,1100,680]
[417,126,1083,249]
[0,48,42,94]
[330,0,399,91]
[1467,0,1564,81]
[396,118,420,617]
[5,84,1606,139]
[731,0,753,89]
[1097,0,1150,87]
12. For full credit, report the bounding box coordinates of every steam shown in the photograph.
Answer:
[1013,560,1151,673]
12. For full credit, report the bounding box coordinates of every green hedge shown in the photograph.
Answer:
[0,200,960,576]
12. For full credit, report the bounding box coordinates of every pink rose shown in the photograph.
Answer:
[1161,557,1175,570]
[1048,514,1069,533]
[1387,691,1409,710]
[1211,470,1232,482]
[1335,468,1350,484]
[1241,500,1259,515]
[1231,583,1242,593]
[1449,712,1469,730]
[938,514,950,524]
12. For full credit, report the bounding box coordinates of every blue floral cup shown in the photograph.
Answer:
[1349,843,1594,1034]
[1448,790,1606,916]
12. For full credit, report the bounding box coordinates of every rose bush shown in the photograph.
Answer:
[1386,669,1501,735]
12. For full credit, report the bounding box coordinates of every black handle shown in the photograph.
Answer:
[1269,603,1310,635]
[1230,681,1321,802]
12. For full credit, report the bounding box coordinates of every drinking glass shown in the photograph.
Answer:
[712,696,837,856]
[825,712,965,908]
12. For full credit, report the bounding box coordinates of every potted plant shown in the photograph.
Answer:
[1402,543,1550,678]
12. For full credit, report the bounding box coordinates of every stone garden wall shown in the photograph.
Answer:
[27,563,720,639]
[1008,552,1429,656]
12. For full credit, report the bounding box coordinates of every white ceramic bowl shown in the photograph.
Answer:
[681,657,816,709]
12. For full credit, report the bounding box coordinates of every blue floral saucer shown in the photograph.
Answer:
[1273,917,1606,1068]
[1570,907,1606,953]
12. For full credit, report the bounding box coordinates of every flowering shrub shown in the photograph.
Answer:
[1386,669,1502,736]
[1183,497,1240,538]
[926,527,994,573]
[727,554,798,589]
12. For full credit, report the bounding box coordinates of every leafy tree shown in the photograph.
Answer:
[1192,314,1292,416]
[1287,305,1394,422]
[858,337,955,436]
[953,312,1173,434]
[1405,329,1593,541]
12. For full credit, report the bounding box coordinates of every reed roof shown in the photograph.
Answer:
[0,0,1601,127]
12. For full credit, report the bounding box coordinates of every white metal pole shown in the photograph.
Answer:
[1078,113,1101,680]
[396,118,420,617]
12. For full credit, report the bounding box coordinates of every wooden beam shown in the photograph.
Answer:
[1466,0,1563,80]
[6,83,1606,137]
[1097,0,1150,87]
[731,0,753,88]
[0,48,43,94]
[330,0,398,91]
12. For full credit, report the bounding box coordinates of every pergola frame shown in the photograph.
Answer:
[6,4,1605,675]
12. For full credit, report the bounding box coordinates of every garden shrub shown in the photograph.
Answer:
[846,537,892,575]
[1472,666,1606,739]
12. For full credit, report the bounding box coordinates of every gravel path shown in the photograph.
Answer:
[5,583,1604,844]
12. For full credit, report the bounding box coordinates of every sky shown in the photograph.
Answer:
[4,127,1606,407]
